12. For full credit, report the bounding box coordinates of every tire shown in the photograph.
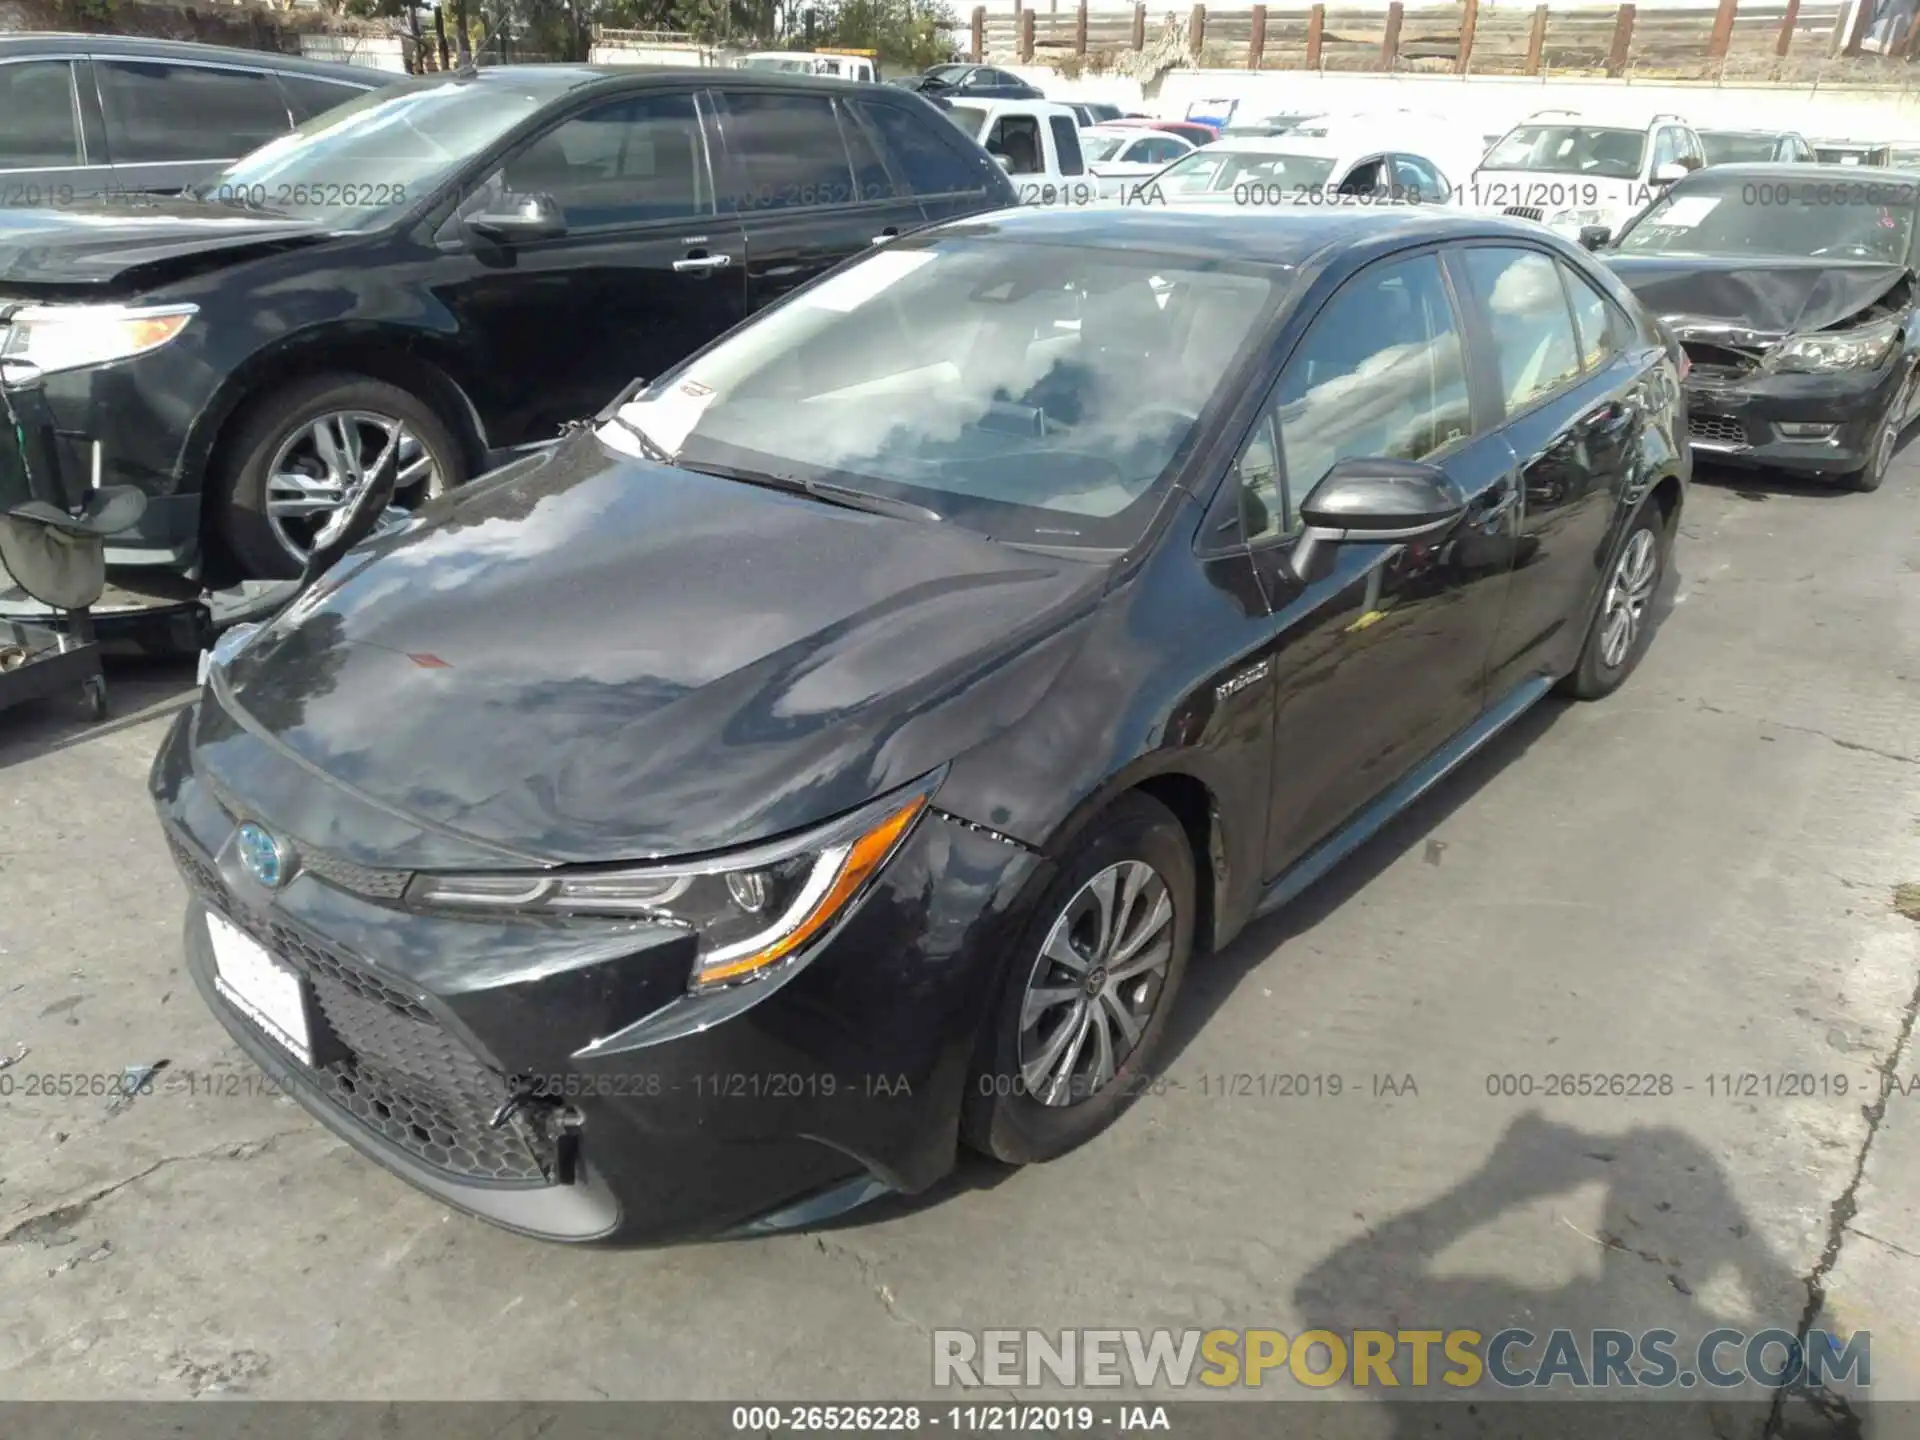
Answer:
[962,792,1197,1165]
[1559,499,1669,702]
[216,374,466,579]
[1843,396,1901,494]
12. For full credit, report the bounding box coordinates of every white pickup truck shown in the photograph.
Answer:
[943,99,1099,207]
[735,50,878,82]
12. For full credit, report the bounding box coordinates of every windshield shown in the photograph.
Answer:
[927,64,971,81]
[1616,176,1917,261]
[1699,132,1782,165]
[1153,148,1338,197]
[1481,125,1647,180]
[1082,134,1132,163]
[601,238,1282,548]
[198,78,554,230]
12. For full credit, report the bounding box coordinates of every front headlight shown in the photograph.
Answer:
[0,303,197,375]
[405,780,935,991]
[1764,317,1900,373]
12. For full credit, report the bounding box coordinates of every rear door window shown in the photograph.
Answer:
[1048,115,1084,175]
[1458,246,1582,414]
[277,73,373,124]
[853,98,987,197]
[96,61,292,163]
[716,89,858,210]
[1560,262,1627,372]
[0,60,81,169]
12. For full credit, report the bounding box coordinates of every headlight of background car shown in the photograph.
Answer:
[405,782,934,991]
[0,303,197,375]
[1764,317,1900,373]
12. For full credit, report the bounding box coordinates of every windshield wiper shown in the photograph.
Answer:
[606,413,941,523]
[683,460,943,524]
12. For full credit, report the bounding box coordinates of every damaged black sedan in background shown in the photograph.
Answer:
[1604,163,1920,492]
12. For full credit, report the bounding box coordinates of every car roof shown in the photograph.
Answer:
[0,31,389,83]
[1681,161,1916,182]
[353,63,901,102]
[1698,128,1795,138]
[936,205,1574,266]
[1197,133,1353,158]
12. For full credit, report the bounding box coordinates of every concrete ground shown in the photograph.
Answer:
[1,456,1917,1434]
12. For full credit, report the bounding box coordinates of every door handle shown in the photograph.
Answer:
[673,253,733,273]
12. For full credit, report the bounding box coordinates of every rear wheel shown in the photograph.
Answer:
[962,793,1196,1165]
[217,374,465,578]
[1559,501,1667,701]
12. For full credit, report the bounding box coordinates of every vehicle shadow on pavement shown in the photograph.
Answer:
[0,655,198,774]
[1690,458,1880,504]
[1286,1111,1853,1439]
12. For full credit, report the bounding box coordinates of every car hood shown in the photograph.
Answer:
[1604,254,1910,342]
[0,198,327,296]
[206,433,1105,866]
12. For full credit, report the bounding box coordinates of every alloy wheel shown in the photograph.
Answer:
[1016,860,1174,1107]
[264,410,442,565]
[1598,526,1659,670]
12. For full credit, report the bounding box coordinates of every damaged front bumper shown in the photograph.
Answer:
[1682,356,1902,476]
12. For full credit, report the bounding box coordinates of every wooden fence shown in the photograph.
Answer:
[967,0,1920,81]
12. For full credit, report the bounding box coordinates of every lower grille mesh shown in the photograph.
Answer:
[1689,413,1748,447]
[166,829,554,1186]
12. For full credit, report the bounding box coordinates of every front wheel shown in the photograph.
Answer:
[962,792,1196,1165]
[217,374,466,579]
[1559,501,1668,701]
[1843,397,1902,494]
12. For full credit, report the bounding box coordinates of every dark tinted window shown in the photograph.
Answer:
[97,61,291,163]
[838,101,898,200]
[0,60,80,168]
[1049,115,1083,176]
[496,91,707,225]
[1233,412,1294,544]
[278,73,373,125]
[1137,135,1187,165]
[1273,254,1473,495]
[1337,156,1388,197]
[855,99,985,196]
[1459,247,1581,413]
[719,90,856,210]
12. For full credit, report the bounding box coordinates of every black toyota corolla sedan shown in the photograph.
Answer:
[152,207,1688,1244]
[1604,163,1920,491]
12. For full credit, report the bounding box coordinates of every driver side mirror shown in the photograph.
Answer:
[1652,161,1689,186]
[468,192,567,245]
[1578,223,1612,250]
[1288,457,1468,581]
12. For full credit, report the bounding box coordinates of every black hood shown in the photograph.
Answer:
[0,198,326,296]
[1604,254,1909,342]
[205,432,1104,866]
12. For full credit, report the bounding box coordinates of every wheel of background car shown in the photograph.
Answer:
[1559,499,1669,700]
[217,374,467,580]
[961,791,1196,1165]
[1845,393,1903,494]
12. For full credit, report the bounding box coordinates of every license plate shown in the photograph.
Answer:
[208,912,312,1065]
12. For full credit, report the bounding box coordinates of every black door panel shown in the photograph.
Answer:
[708,87,925,313]
[428,88,747,447]
[1462,247,1648,693]
[1214,248,1518,881]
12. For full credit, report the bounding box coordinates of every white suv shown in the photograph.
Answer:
[1470,110,1705,243]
